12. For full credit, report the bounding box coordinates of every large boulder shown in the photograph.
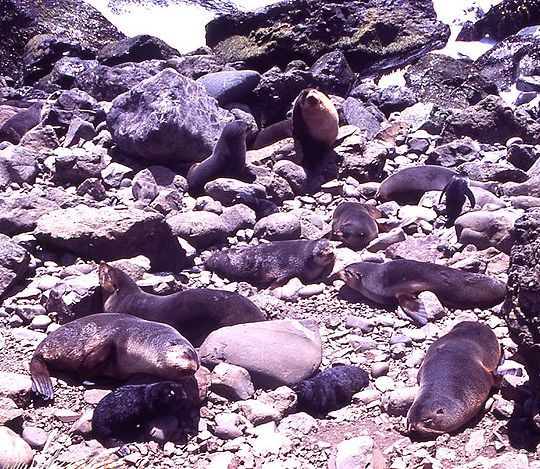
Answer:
[0,0,124,83]
[107,69,233,165]
[33,205,188,271]
[205,0,450,76]
[0,145,38,189]
[0,234,30,300]
[0,194,61,235]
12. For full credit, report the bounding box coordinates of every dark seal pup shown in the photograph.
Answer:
[30,313,200,400]
[205,239,336,288]
[293,365,369,416]
[99,262,265,347]
[292,88,339,191]
[92,381,196,448]
[439,174,476,227]
[187,120,251,196]
[407,321,501,436]
[331,202,380,250]
[338,260,506,326]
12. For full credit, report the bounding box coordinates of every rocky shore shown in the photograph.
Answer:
[1,0,540,467]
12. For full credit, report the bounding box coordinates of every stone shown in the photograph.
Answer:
[0,426,34,467]
[197,70,261,105]
[167,211,227,249]
[97,34,179,65]
[0,145,38,190]
[253,212,301,241]
[382,387,419,416]
[211,363,255,401]
[426,137,481,168]
[273,160,307,195]
[309,50,355,96]
[34,205,188,271]
[0,398,22,427]
[341,97,382,140]
[52,148,107,185]
[239,400,281,426]
[132,166,186,202]
[385,234,451,263]
[337,134,388,183]
[205,178,267,206]
[328,436,374,469]
[21,426,48,450]
[107,69,233,164]
[100,162,133,188]
[213,413,243,440]
[144,415,179,443]
[277,412,317,437]
[258,386,298,419]
[199,319,322,389]
[0,234,30,300]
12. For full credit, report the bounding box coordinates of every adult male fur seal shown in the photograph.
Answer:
[205,239,335,288]
[338,260,506,326]
[29,313,200,400]
[187,120,251,196]
[407,321,501,436]
[99,262,265,347]
[331,202,380,250]
[292,88,339,191]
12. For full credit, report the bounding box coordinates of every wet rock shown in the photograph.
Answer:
[211,363,255,401]
[199,319,322,389]
[107,68,233,164]
[0,426,34,467]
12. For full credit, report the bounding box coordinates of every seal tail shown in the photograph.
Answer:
[397,293,428,326]
[29,355,54,400]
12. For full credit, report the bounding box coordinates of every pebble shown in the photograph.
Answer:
[211,363,255,401]
[370,362,389,378]
[330,436,374,469]
[374,376,395,392]
[22,426,48,450]
[297,283,325,297]
[348,335,378,352]
[382,387,418,416]
[238,400,281,426]
[0,426,34,467]
[54,409,82,423]
[29,314,52,330]
[352,389,382,405]
[345,316,375,333]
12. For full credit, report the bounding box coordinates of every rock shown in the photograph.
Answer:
[0,398,22,427]
[385,234,451,263]
[507,143,540,171]
[0,234,30,300]
[0,426,34,467]
[382,387,419,416]
[165,54,226,80]
[253,212,301,241]
[426,137,481,168]
[337,136,388,182]
[207,451,240,468]
[21,426,48,450]
[97,34,179,66]
[370,362,389,378]
[54,409,81,423]
[238,400,281,426]
[273,160,307,195]
[213,413,243,440]
[52,148,107,185]
[167,211,227,249]
[199,319,322,389]
[258,386,297,419]
[0,372,32,407]
[374,376,395,392]
[107,68,233,164]
[34,204,188,271]
[309,50,355,96]
[277,412,317,436]
[503,174,540,198]
[196,70,261,105]
[0,145,38,189]
[19,124,59,152]
[205,0,450,76]
[211,363,255,401]
[404,53,497,109]
[132,166,186,202]
[458,161,528,183]
[220,204,257,233]
[328,436,375,469]
[418,291,446,322]
[35,56,98,92]
[341,98,382,140]
[63,117,96,147]
[0,0,124,83]
[144,415,179,443]
[205,178,266,205]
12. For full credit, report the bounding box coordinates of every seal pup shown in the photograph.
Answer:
[338,260,506,326]
[407,321,501,436]
[0,102,43,144]
[187,120,251,196]
[205,239,336,288]
[292,88,339,192]
[29,313,200,400]
[331,201,380,250]
[92,381,196,448]
[293,364,369,416]
[99,262,265,347]
[439,174,476,227]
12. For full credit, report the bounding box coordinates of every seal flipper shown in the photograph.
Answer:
[397,293,428,326]
[29,354,55,400]
[464,185,476,209]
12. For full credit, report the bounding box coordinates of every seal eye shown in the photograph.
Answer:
[436,408,444,416]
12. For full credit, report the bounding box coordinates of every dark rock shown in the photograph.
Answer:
[205,0,450,76]
[166,211,227,249]
[34,56,98,92]
[132,166,187,203]
[247,164,294,205]
[441,95,540,144]
[0,194,61,236]
[63,117,96,147]
[458,161,529,183]
[341,98,383,140]
[205,178,267,206]
[427,137,480,167]
[18,124,59,152]
[43,89,105,137]
[23,34,95,84]
[107,69,233,165]
[377,85,418,116]
[52,149,106,185]
[0,234,30,300]
[404,53,498,109]
[0,103,43,144]
[34,205,188,271]
[507,144,540,171]
[76,178,107,201]
[97,34,180,66]
[220,204,256,233]
[337,137,388,182]
[273,160,307,195]
[309,50,355,96]
[74,60,164,101]
[197,70,261,106]
[165,54,226,80]
[0,145,38,189]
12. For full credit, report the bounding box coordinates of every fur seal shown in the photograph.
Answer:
[92,380,196,447]
[248,118,293,150]
[439,174,476,227]
[187,120,251,196]
[338,260,506,326]
[293,364,369,416]
[205,239,336,288]
[292,88,339,192]
[407,321,501,436]
[30,313,200,400]
[99,262,265,347]
[331,202,380,250]
[0,102,43,144]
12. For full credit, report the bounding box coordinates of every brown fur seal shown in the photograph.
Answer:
[99,261,265,347]
[331,202,380,250]
[407,321,501,436]
[187,120,251,196]
[338,260,506,326]
[29,313,199,400]
[292,88,339,192]
[205,239,335,288]
[248,118,293,150]
[439,174,476,227]
[0,102,43,144]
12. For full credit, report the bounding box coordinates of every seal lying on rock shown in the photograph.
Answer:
[92,381,197,448]
[407,321,501,436]
[187,120,251,196]
[99,261,265,347]
[205,239,335,288]
[331,201,380,250]
[293,364,369,415]
[30,313,200,400]
[439,174,476,227]
[338,260,506,325]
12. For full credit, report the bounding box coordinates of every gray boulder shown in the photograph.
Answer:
[197,70,261,105]
[253,212,301,241]
[0,145,38,189]
[199,319,322,389]
[0,194,61,236]
[132,166,187,203]
[205,178,267,205]
[0,234,30,300]
[52,148,107,185]
[166,211,228,249]
[107,69,233,165]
